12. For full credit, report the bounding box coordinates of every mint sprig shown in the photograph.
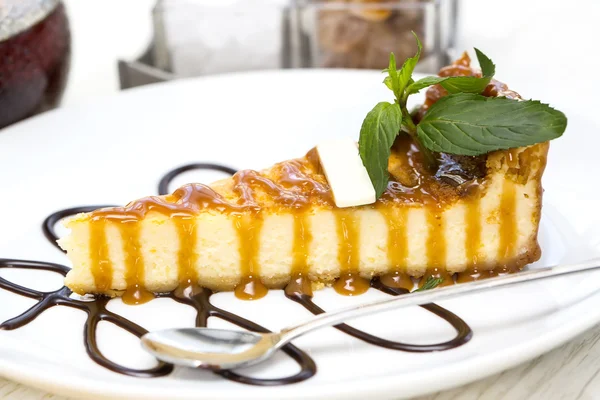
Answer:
[383,32,422,102]
[358,33,567,199]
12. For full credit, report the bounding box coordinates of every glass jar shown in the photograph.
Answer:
[0,0,71,129]
[293,0,455,72]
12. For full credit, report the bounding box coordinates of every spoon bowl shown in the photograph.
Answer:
[141,328,282,370]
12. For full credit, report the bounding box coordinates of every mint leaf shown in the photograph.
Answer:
[359,102,403,197]
[439,48,496,94]
[396,32,422,96]
[382,34,421,101]
[440,77,490,94]
[414,277,443,292]
[475,48,495,77]
[383,76,393,91]
[385,53,402,101]
[407,76,447,94]
[416,93,567,156]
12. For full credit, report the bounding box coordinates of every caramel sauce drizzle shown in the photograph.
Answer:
[233,213,267,300]
[287,213,313,297]
[230,162,332,299]
[333,211,370,296]
[89,220,112,292]
[457,199,484,283]
[119,222,153,305]
[89,184,234,303]
[380,207,413,291]
[387,208,408,268]
[231,170,278,300]
[498,178,517,261]
[176,217,198,286]
[464,200,482,265]
[381,137,444,207]
[421,210,453,288]
[379,271,414,291]
[427,211,446,268]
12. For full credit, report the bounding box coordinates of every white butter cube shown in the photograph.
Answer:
[316,138,376,208]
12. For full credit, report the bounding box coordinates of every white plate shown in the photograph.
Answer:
[0,70,599,400]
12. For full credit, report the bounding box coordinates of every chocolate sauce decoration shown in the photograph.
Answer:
[158,163,237,195]
[286,278,472,352]
[0,162,473,387]
[0,258,172,377]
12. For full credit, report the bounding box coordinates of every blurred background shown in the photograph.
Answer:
[0,0,598,130]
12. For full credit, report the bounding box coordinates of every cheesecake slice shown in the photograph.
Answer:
[60,138,547,302]
[59,55,549,303]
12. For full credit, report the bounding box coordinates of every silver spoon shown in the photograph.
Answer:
[141,258,600,370]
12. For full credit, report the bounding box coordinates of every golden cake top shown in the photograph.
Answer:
[84,141,547,224]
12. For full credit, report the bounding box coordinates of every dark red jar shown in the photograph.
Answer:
[0,0,71,129]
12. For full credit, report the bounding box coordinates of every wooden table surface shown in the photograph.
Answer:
[1,324,598,399]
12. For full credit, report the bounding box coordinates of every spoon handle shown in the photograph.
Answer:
[279,258,600,343]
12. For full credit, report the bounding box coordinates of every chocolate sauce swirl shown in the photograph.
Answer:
[157,163,237,196]
[286,278,472,352]
[0,162,473,387]
[0,258,172,377]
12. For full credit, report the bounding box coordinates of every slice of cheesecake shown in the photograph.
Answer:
[59,55,549,303]
[60,138,547,302]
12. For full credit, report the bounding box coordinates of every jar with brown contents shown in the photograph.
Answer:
[307,0,428,69]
